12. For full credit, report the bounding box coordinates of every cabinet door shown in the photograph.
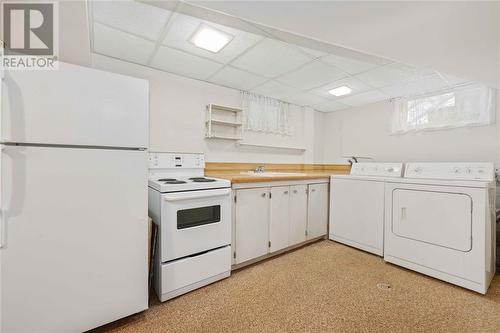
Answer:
[234,188,270,264]
[289,185,308,245]
[269,186,290,252]
[307,183,329,240]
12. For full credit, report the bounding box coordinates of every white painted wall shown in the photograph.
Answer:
[91,54,319,163]
[319,99,500,165]
[59,0,92,67]
[313,112,326,163]
[191,1,500,88]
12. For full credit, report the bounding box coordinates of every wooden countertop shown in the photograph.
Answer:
[206,171,349,183]
[205,162,351,184]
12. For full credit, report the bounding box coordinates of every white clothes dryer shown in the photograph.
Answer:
[384,163,496,294]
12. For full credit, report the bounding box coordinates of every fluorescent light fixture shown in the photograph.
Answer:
[189,24,234,53]
[329,86,352,97]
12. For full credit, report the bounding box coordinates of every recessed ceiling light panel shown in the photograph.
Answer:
[329,86,352,97]
[189,24,234,53]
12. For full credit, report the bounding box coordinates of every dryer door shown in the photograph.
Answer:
[392,189,472,251]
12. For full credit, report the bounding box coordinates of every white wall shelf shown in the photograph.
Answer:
[205,104,305,151]
[209,134,243,140]
[237,141,306,151]
[208,104,242,113]
[206,119,242,127]
[205,104,243,140]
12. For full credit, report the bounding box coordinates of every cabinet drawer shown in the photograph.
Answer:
[160,246,231,294]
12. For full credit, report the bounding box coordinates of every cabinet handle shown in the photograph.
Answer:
[261,193,267,198]
[311,189,316,192]
[293,190,297,194]
[284,191,289,194]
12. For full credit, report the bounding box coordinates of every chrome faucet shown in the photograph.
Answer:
[255,165,265,173]
[342,155,374,165]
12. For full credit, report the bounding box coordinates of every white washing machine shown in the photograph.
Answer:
[384,163,496,294]
[329,163,404,256]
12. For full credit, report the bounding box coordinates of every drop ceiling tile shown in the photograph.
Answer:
[92,0,171,40]
[314,100,350,112]
[282,93,330,106]
[320,53,389,75]
[439,73,471,86]
[276,60,347,90]
[355,63,423,88]
[162,13,264,64]
[310,77,372,99]
[93,23,157,65]
[151,46,223,80]
[251,80,301,100]
[381,75,449,98]
[208,66,268,90]
[337,90,389,107]
[231,38,314,78]
[298,46,328,58]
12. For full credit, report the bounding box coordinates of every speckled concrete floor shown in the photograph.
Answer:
[91,240,500,333]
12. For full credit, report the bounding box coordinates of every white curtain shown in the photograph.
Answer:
[392,83,496,133]
[241,92,291,135]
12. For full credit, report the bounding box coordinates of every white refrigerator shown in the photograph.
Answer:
[0,62,149,333]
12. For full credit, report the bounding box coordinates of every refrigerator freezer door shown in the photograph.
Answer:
[1,146,148,333]
[1,62,148,148]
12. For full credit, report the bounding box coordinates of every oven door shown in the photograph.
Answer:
[160,188,231,262]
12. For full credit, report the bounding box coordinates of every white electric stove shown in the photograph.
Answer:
[148,152,231,302]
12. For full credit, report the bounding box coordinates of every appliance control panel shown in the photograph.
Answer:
[350,163,403,177]
[149,152,205,169]
[405,163,494,181]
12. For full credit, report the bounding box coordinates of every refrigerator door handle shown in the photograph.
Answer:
[0,146,26,249]
[0,144,4,248]
[1,43,3,247]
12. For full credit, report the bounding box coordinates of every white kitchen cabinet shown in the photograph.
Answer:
[288,185,308,245]
[234,188,270,264]
[232,179,329,267]
[306,183,329,240]
[269,186,290,252]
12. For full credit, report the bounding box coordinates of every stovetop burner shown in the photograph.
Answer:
[164,180,187,184]
[149,175,230,192]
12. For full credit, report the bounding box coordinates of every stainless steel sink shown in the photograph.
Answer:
[240,171,307,177]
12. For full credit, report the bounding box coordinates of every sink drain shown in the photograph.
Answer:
[377,282,392,291]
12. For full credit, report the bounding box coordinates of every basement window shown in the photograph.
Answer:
[392,83,495,133]
[241,91,292,135]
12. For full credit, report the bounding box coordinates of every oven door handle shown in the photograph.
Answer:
[163,188,231,202]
